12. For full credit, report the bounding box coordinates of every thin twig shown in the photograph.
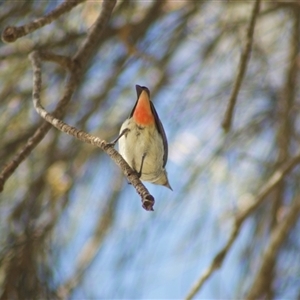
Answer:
[29,50,155,211]
[185,151,300,300]
[1,0,86,43]
[0,0,116,193]
[222,0,261,131]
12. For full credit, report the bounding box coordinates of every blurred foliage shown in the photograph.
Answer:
[0,0,300,299]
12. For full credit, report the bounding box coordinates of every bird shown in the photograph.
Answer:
[114,85,172,190]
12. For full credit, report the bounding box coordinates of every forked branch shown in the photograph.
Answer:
[29,51,155,211]
[0,0,116,193]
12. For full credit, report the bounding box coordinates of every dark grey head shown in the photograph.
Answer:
[136,85,150,99]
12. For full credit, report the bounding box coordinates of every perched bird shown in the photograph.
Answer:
[116,85,172,190]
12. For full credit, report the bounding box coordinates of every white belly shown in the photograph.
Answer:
[118,118,165,183]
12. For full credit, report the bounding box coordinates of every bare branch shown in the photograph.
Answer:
[0,51,73,193]
[73,0,117,66]
[0,0,116,193]
[38,52,74,71]
[222,0,261,131]
[29,50,155,211]
[246,196,300,300]
[1,0,86,43]
[185,151,300,300]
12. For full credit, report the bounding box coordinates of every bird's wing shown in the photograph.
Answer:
[150,101,168,167]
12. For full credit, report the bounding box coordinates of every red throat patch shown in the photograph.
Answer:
[133,91,155,125]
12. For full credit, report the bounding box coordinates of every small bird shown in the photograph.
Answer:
[116,85,172,190]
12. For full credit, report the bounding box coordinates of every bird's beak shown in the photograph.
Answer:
[136,85,143,98]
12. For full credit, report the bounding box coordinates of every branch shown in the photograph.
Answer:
[29,50,155,211]
[0,53,72,193]
[1,0,86,43]
[73,0,117,66]
[246,195,300,299]
[37,52,74,70]
[0,0,116,193]
[222,0,261,131]
[185,151,300,300]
